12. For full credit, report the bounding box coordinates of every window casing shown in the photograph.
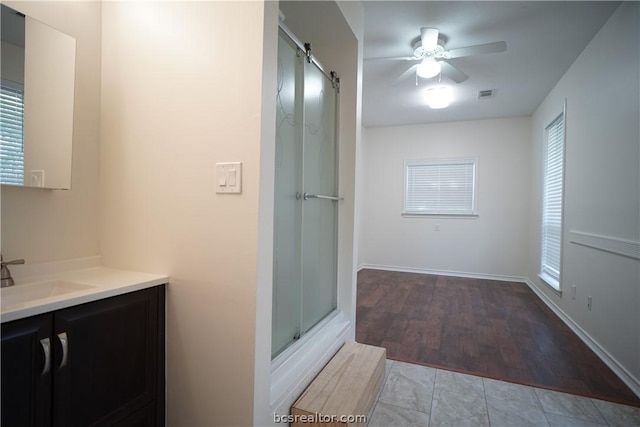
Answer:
[540,111,565,290]
[404,159,477,216]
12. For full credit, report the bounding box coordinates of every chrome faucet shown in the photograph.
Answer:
[1,254,25,288]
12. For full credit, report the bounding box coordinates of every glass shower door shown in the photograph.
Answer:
[272,31,303,358]
[272,29,338,359]
[300,62,337,333]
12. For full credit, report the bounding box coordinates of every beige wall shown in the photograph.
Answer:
[1,1,101,264]
[2,1,361,425]
[100,2,266,425]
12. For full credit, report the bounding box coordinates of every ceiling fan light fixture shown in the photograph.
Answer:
[424,86,452,109]
[416,58,441,79]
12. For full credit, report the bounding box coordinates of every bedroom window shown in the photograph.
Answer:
[540,110,565,290]
[0,83,25,185]
[403,159,477,216]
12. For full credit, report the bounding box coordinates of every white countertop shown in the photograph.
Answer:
[1,265,169,323]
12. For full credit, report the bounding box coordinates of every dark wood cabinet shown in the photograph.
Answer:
[1,314,52,426]
[1,285,165,427]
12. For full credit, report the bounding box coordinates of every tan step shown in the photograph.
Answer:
[291,342,386,427]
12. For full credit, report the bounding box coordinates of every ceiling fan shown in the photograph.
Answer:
[367,27,507,85]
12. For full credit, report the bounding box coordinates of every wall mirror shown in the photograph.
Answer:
[1,4,76,190]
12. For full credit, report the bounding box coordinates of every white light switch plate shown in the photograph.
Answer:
[216,162,242,194]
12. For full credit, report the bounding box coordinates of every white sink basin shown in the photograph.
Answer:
[1,280,97,309]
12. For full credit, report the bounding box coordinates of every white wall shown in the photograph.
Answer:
[100,2,266,425]
[360,117,531,279]
[359,0,639,396]
[1,1,101,264]
[526,2,640,390]
[1,41,24,86]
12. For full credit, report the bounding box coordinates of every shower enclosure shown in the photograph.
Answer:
[272,25,340,359]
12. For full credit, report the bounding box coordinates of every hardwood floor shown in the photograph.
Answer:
[356,269,640,407]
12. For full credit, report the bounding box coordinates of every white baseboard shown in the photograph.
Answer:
[357,263,528,283]
[524,278,640,399]
[356,263,640,399]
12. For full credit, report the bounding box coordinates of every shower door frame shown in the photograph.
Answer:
[268,16,354,416]
[271,22,341,360]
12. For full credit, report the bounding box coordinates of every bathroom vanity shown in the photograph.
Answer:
[1,265,168,426]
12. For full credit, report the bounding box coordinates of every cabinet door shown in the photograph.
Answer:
[52,287,159,426]
[1,314,53,427]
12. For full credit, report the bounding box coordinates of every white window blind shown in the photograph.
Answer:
[404,159,476,215]
[0,84,25,185]
[540,112,564,289]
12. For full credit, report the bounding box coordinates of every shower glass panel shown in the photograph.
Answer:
[272,28,338,359]
[300,60,337,333]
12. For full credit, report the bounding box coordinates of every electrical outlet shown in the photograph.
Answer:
[571,284,576,300]
[30,170,44,187]
[587,295,592,310]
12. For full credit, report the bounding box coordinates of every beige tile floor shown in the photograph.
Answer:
[368,360,640,427]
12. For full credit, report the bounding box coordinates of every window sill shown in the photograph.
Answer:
[402,212,479,219]
[538,273,562,296]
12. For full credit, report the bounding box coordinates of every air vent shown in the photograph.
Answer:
[477,89,496,99]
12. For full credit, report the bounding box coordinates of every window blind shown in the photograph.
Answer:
[405,160,476,215]
[0,84,25,185]
[540,113,564,287]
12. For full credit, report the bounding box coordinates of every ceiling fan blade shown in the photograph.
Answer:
[446,41,507,59]
[364,56,419,62]
[420,27,439,52]
[392,64,419,86]
[440,60,469,84]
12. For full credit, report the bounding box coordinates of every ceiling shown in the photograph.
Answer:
[362,1,620,128]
